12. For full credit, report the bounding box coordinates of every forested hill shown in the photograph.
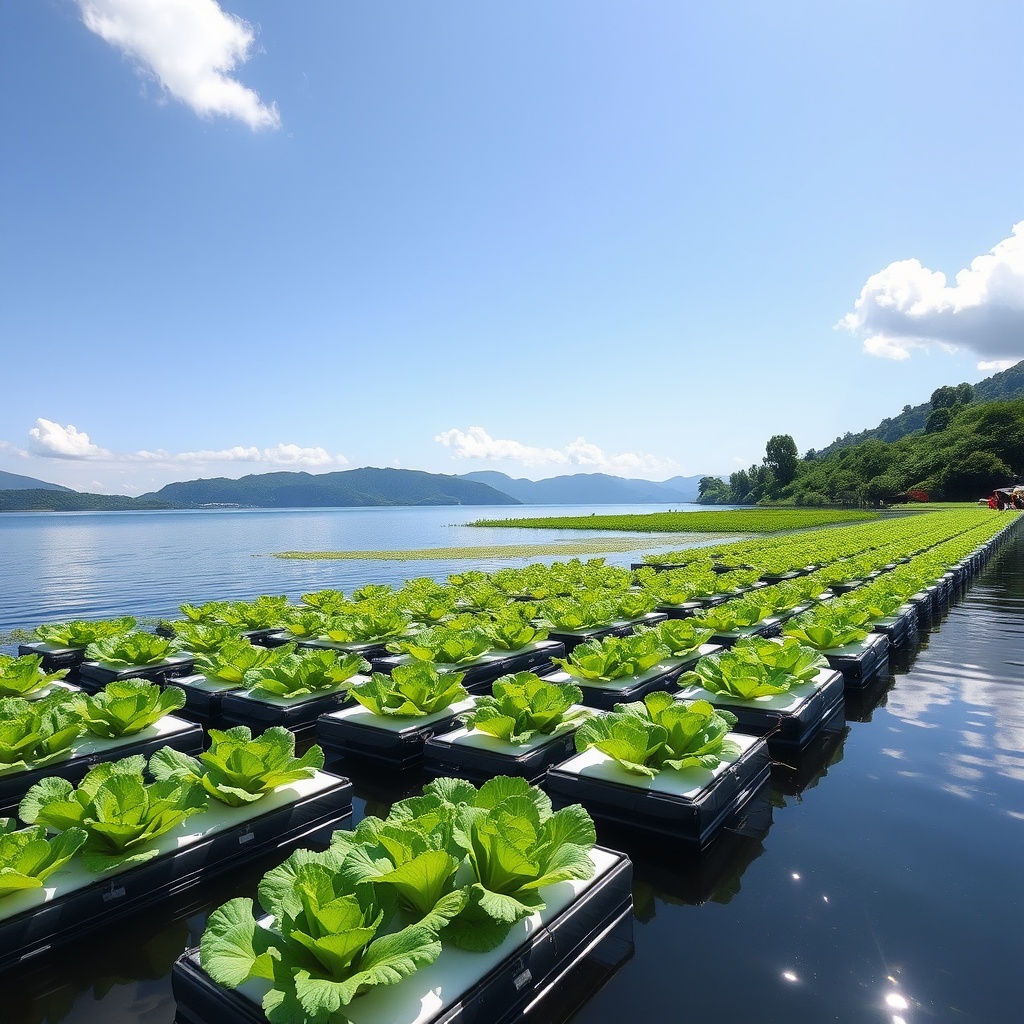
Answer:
[817,359,1024,456]
[699,396,1024,506]
[0,490,173,512]
[140,468,520,507]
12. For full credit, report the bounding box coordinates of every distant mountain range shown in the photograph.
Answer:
[0,470,72,491]
[458,471,705,503]
[0,466,711,511]
[139,468,518,508]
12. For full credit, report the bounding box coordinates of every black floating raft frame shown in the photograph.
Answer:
[169,673,244,726]
[423,717,583,785]
[170,845,633,1024]
[75,653,197,691]
[870,605,919,650]
[547,614,667,655]
[546,732,770,847]
[821,631,890,688]
[0,771,353,970]
[315,697,477,768]
[372,641,566,693]
[17,642,87,673]
[0,714,204,817]
[218,682,359,739]
[675,668,846,750]
[542,645,722,711]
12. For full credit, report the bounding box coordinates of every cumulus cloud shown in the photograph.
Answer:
[76,0,280,130]
[435,426,677,476]
[17,420,346,469]
[28,419,111,459]
[839,222,1024,369]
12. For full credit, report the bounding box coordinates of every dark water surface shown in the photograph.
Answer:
[3,519,1022,1024]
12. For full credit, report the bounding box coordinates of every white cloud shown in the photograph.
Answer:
[18,420,346,469]
[76,0,280,130]
[435,426,677,476]
[839,222,1024,369]
[435,427,569,468]
[170,444,345,467]
[28,419,111,459]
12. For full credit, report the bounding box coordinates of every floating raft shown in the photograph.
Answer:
[821,632,890,687]
[218,681,361,739]
[171,846,634,1024]
[542,645,722,711]
[372,641,566,692]
[546,733,770,847]
[423,714,585,785]
[675,667,845,750]
[75,654,196,691]
[0,772,353,970]
[547,614,667,654]
[316,697,477,768]
[0,713,203,816]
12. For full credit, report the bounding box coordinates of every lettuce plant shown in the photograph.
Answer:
[347,663,468,718]
[481,605,549,651]
[169,622,245,655]
[191,638,298,689]
[0,654,69,699]
[179,601,230,625]
[278,609,329,640]
[690,593,778,633]
[460,672,591,744]
[537,596,619,631]
[243,650,369,699]
[0,692,85,774]
[613,590,659,620]
[647,619,714,657]
[442,776,597,951]
[34,616,137,648]
[19,754,208,872]
[149,726,325,806]
[319,601,412,644]
[219,596,291,631]
[681,638,827,700]
[782,605,871,650]
[387,625,493,665]
[200,843,465,1024]
[79,680,187,738]
[299,589,350,615]
[399,587,459,624]
[574,693,739,777]
[0,818,88,898]
[552,630,669,682]
[85,631,178,668]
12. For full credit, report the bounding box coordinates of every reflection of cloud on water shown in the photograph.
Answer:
[883,646,1024,795]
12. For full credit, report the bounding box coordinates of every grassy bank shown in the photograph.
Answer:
[467,509,880,533]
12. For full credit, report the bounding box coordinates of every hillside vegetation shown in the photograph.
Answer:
[699,397,1024,506]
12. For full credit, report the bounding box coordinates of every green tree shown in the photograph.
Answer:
[930,385,958,410]
[697,476,731,504]
[926,407,952,433]
[764,434,799,486]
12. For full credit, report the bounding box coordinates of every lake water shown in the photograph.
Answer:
[0,503,732,636]
[2,508,1022,1024]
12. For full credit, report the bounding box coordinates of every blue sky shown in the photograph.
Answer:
[2,0,1023,495]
